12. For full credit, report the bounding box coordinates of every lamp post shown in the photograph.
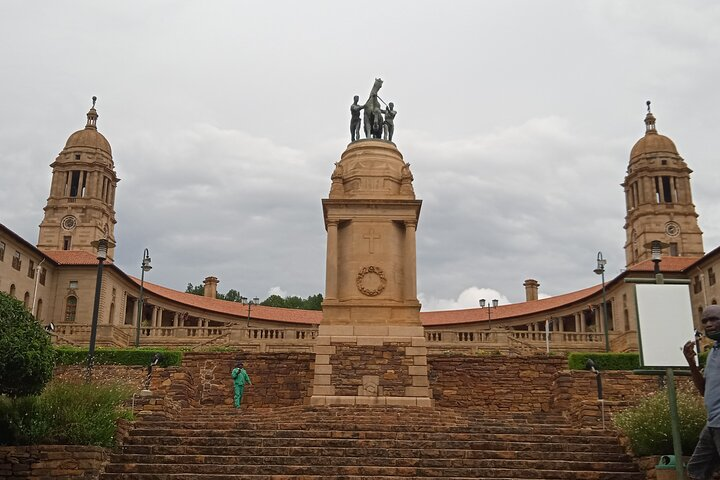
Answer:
[643,240,684,479]
[479,298,499,330]
[593,252,610,352]
[86,238,115,383]
[240,296,260,327]
[644,240,670,282]
[135,249,152,347]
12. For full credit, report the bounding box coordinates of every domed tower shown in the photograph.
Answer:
[622,102,703,267]
[37,97,119,260]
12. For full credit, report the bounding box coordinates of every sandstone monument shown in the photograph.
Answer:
[311,79,430,406]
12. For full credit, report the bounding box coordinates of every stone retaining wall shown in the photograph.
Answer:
[179,351,315,408]
[0,445,108,479]
[428,354,567,412]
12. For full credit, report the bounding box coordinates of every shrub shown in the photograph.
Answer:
[0,381,133,446]
[0,292,54,397]
[54,347,182,367]
[613,387,706,456]
[568,352,640,371]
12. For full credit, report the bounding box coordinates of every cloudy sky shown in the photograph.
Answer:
[1,1,719,311]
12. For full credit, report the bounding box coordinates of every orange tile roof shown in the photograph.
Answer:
[130,278,322,325]
[420,284,602,326]
[627,256,701,273]
[43,250,111,265]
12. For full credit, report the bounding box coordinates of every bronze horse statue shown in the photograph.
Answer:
[363,78,384,139]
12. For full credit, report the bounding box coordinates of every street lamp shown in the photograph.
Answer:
[479,298,499,330]
[240,296,260,327]
[135,249,152,347]
[644,240,670,280]
[593,252,610,352]
[86,238,115,383]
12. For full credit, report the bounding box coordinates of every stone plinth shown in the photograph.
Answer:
[314,140,431,406]
[310,324,431,407]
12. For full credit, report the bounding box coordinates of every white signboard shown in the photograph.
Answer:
[635,283,694,368]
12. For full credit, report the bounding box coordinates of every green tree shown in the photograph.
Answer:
[260,293,323,310]
[185,283,204,296]
[0,292,54,397]
[261,294,284,307]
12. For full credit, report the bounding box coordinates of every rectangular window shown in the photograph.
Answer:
[661,176,674,203]
[710,267,716,286]
[669,242,678,256]
[69,170,81,197]
[39,267,46,286]
[63,236,71,250]
[27,260,35,279]
[0,241,4,261]
[694,275,703,294]
[12,251,21,270]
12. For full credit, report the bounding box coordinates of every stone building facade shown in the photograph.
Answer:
[1,100,718,354]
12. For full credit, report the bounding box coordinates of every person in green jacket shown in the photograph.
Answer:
[231,362,252,408]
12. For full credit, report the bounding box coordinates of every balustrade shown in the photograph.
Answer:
[49,323,625,352]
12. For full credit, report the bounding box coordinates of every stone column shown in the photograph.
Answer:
[325,220,339,300]
[133,298,139,326]
[404,221,417,301]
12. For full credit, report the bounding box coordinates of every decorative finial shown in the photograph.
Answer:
[86,97,99,129]
[644,100,656,134]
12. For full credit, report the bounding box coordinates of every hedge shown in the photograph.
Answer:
[54,347,182,367]
[569,351,706,370]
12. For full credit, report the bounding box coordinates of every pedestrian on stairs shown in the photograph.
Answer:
[231,361,252,408]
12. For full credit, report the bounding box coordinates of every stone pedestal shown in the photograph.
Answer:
[312,139,431,407]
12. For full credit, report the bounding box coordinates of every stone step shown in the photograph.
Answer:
[99,476,558,480]
[163,414,565,424]
[127,424,611,438]
[121,435,627,453]
[125,427,623,445]
[101,463,643,479]
[120,443,629,458]
[109,453,639,472]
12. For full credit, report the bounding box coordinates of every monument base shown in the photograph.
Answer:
[310,324,433,408]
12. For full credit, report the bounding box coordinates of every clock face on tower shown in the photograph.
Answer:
[665,221,680,237]
[61,215,77,231]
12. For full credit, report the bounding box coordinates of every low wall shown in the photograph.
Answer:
[428,354,567,412]
[553,370,695,426]
[179,352,315,408]
[0,445,108,479]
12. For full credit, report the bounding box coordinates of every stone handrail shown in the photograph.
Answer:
[50,323,623,353]
[425,329,611,353]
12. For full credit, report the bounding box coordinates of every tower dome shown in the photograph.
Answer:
[629,106,677,160]
[62,96,112,155]
[622,101,703,268]
[37,97,119,260]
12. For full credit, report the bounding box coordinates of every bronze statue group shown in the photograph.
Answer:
[350,78,396,143]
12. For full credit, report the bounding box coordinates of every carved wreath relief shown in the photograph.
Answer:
[356,265,387,296]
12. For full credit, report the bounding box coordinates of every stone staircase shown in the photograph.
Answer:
[101,405,643,479]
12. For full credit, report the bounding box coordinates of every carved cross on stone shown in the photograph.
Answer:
[363,228,381,254]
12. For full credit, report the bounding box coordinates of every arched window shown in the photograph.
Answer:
[9,284,16,298]
[36,299,43,321]
[108,302,115,325]
[23,292,30,308]
[65,296,77,322]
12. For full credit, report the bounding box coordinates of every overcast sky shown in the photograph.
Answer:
[1,1,719,311]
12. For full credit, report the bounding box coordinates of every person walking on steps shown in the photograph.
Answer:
[231,361,252,408]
